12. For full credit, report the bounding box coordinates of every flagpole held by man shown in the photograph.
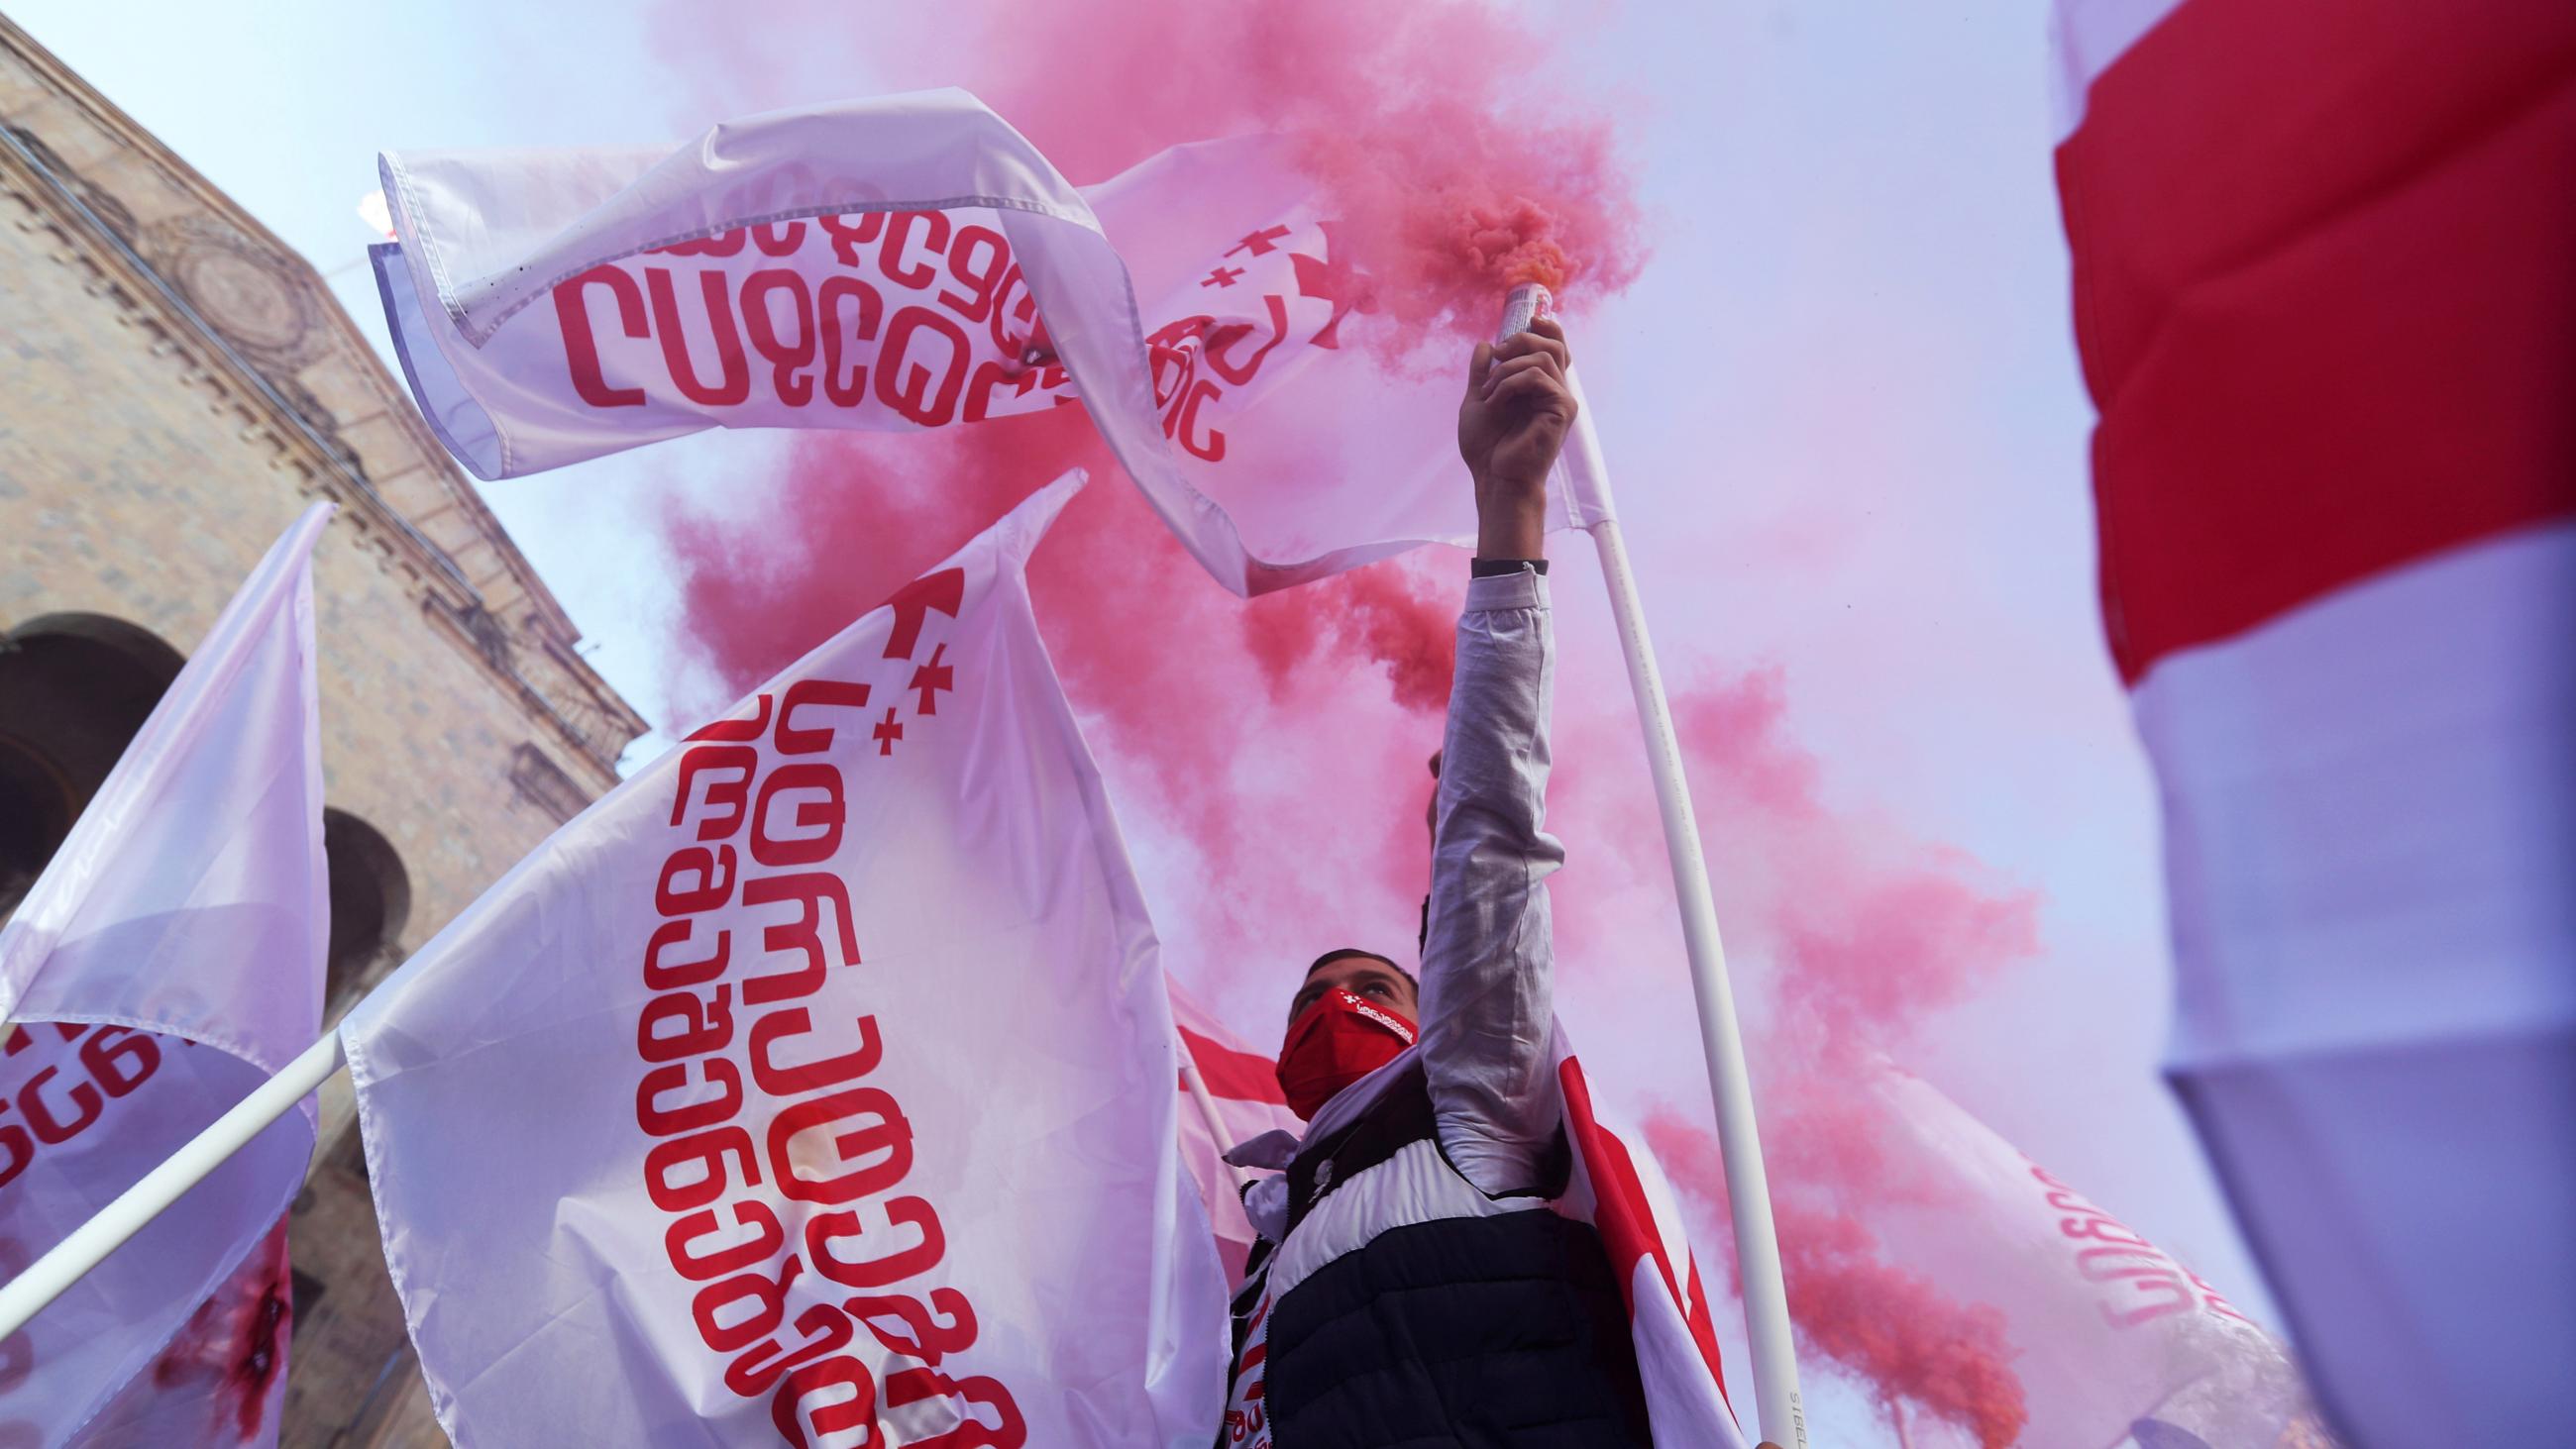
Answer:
[1211,314,1780,1449]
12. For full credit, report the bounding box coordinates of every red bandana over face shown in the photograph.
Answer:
[1276,986,1418,1120]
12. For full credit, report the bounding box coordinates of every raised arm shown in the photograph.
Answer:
[1418,318,1577,1196]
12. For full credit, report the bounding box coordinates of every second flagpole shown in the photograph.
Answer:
[1497,285,1806,1448]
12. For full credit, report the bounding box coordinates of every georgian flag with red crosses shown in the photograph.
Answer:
[2052,3,2576,1445]
[338,475,1229,1447]
[369,89,1605,597]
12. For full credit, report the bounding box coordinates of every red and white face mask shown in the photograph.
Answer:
[1275,987,1417,1120]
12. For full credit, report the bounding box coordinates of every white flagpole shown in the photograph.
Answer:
[1178,1048,1251,1187]
[1498,286,1806,1448]
[0,1030,345,1340]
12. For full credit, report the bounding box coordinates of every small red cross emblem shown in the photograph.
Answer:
[910,644,953,715]
[873,707,904,756]
[1202,265,1245,289]
[1225,224,1292,259]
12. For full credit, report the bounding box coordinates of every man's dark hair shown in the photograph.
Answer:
[1305,948,1418,993]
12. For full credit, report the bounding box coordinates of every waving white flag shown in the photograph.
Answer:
[341,473,1225,1447]
[0,504,332,1446]
[370,90,1601,594]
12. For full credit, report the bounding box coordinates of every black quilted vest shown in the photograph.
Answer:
[1223,1062,1653,1448]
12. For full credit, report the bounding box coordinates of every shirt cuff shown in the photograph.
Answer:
[1463,567,1550,613]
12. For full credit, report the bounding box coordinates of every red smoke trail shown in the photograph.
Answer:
[648,0,1643,1003]
[1570,672,2041,1446]
[644,2,2050,1435]
[664,411,1459,994]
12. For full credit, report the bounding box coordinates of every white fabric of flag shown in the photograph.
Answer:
[1556,1052,1748,1449]
[1857,1066,2322,1449]
[0,504,333,1447]
[339,473,1226,1447]
[369,89,1604,595]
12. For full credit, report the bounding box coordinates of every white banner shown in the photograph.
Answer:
[371,90,1600,594]
[340,473,1225,1446]
[0,504,332,1446]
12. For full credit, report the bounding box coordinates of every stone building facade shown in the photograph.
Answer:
[0,17,645,1444]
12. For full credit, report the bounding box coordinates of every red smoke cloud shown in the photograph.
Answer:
[651,0,1638,995]
[645,0,2049,1436]
[1589,672,2041,1446]
[664,411,1459,991]
[695,0,1649,330]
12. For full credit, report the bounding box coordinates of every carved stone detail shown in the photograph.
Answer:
[141,213,323,369]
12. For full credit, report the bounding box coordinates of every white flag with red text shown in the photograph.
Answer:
[2054,4,2576,1444]
[339,474,1226,1447]
[1853,1065,2322,1448]
[369,89,1602,595]
[0,504,332,1447]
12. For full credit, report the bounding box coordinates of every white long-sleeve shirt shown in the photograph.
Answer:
[1232,563,1563,1228]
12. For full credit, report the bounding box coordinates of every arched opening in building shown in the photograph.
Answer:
[0,613,184,920]
[322,808,409,1011]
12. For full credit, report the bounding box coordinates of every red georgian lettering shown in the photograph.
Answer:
[776,679,871,755]
[819,276,885,407]
[766,1087,912,1205]
[78,1027,160,1097]
[1144,317,1209,409]
[666,1201,787,1282]
[635,1057,745,1137]
[805,1195,944,1289]
[656,845,740,917]
[1205,295,1292,385]
[740,873,858,1004]
[0,1111,32,1191]
[672,744,758,840]
[638,983,736,1064]
[751,221,807,258]
[726,1302,855,1397]
[653,228,748,258]
[644,919,731,990]
[645,267,754,407]
[935,225,1010,323]
[743,270,818,407]
[553,265,650,408]
[818,212,888,266]
[17,1067,101,1145]
[880,211,951,290]
[886,1368,1026,1449]
[694,1253,805,1352]
[771,1356,880,1449]
[844,1287,978,1366]
[985,263,1037,356]
[1170,377,1225,462]
[751,765,846,869]
[687,693,774,744]
[876,306,970,426]
[645,1126,764,1212]
[750,1009,882,1097]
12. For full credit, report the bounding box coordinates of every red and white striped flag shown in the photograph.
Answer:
[0,504,333,1446]
[337,475,1227,1446]
[2053,4,2576,1444]
[368,91,1604,595]
[1168,983,1299,1289]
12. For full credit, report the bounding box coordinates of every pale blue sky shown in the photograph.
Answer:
[8,3,2274,1440]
